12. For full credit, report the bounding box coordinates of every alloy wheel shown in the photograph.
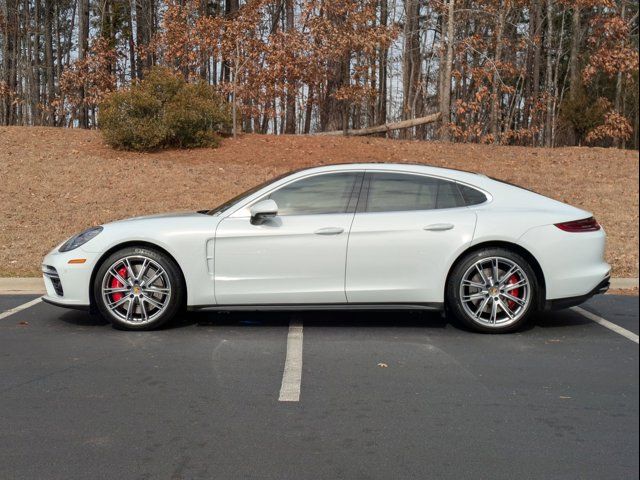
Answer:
[458,256,531,328]
[100,255,172,326]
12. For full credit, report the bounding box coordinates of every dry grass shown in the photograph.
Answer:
[0,126,638,278]
[608,288,639,296]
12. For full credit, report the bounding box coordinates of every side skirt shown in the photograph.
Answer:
[188,302,445,313]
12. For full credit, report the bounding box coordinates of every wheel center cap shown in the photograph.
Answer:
[132,285,142,295]
[489,287,499,296]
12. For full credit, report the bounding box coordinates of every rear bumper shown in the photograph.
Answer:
[545,276,610,311]
[519,224,611,300]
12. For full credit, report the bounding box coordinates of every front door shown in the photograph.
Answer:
[214,172,364,305]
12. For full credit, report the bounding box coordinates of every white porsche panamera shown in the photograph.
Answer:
[42,163,611,333]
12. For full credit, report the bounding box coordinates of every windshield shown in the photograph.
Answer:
[202,170,299,216]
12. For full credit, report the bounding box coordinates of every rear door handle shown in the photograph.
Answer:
[314,227,344,236]
[423,223,454,232]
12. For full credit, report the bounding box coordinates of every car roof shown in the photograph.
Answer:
[286,163,487,185]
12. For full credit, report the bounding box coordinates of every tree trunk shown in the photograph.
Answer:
[127,0,136,80]
[220,0,240,83]
[532,0,542,144]
[78,0,89,59]
[320,62,348,132]
[320,7,349,132]
[402,0,421,138]
[199,0,210,80]
[78,0,90,128]
[368,53,376,128]
[568,5,581,98]
[544,0,554,147]
[564,4,582,145]
[490,0,506,143]
[2,0,19,125]
[44,0,54,125]
[439,0,455,141]
[317,112,442,137]
[376,0,388,126]
[54,0,64,125]
[551,6,566,147]
[437,11,446,133]
[522,3,536,131]
[135,0,156,79]
[284,0,296,134]
[304,86,314,134]
[614,2,626,148]
[32,0,42,126]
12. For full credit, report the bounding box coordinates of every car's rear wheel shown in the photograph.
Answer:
[94,246,184,330]
[447,248,538,333]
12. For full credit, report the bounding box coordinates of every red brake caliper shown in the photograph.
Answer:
[110,267,128,302]
[507,274,520,310]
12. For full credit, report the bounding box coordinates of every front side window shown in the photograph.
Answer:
[267,172,361,216]
[363,173,465,213]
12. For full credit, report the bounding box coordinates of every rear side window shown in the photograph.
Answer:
[363,173,465,213]
[268,172,361,216]
[458,184,488,206]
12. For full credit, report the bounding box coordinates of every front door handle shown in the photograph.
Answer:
[314,227,344,236]
[423,223,454,232]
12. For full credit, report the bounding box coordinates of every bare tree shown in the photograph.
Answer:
[490,0,507,142]
[284,0,295,134]
[402,0,421,138]
[439,0,455,141]
[376,0,388,126]
[544,0,555,147]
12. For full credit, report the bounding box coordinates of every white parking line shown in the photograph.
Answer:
[571,306,639,344]
[279,320,304,402]
[0,297,42,320]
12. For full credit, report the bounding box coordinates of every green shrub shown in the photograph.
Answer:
[99,67,231,151]
[559,84,609,146]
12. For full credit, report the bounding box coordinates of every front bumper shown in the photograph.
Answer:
[42,296,91,311]
[41,246,98,309]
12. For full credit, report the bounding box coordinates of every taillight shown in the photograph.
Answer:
[554,217,601,232]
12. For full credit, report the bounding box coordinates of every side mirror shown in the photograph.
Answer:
[250,199,278,225]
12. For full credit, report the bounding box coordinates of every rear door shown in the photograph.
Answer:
[214,171,364,305]
[346,171,478,304]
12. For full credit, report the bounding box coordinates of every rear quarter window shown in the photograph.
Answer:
[457,184,488,206]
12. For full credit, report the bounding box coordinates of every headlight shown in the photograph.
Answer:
[59,226,104,252]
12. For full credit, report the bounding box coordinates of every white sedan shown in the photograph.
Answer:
[42,163,611,332]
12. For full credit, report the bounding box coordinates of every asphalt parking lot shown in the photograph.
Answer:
[0,295,637,480]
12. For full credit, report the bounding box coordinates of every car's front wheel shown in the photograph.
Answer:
[93,246,185,330]
[447,248,538,333]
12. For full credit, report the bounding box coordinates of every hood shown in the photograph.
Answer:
[110,211,208,224]
[79,210,220,254]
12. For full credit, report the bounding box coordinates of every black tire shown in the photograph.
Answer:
[93,246,185,330]
[446,247,539,333]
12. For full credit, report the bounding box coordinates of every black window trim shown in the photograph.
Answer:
[455,181,491,207]
[356,170,491,214]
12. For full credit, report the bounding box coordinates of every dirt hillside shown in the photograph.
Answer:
[0,126,638,278]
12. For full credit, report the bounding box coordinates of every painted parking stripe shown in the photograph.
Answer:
[279,320,304,402]
[0,297,42,320]
[572,306,639,344]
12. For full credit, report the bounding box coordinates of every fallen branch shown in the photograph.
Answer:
[316,112,442,137]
